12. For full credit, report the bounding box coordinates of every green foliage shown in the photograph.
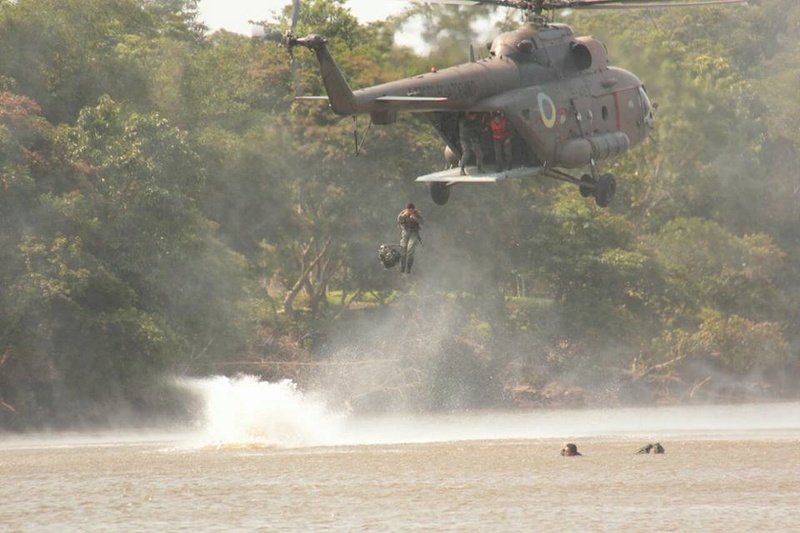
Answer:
[2,0,800,428]
[1,91,250,428]
[394,3,494,63]
[0,0,199,122]
[645,217,786,322]
[685,314,789,376]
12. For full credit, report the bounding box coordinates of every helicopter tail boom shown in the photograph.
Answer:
[293,35,359,115]
[291,34,521,120]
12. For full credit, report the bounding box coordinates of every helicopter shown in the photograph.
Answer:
[263,0,748,207]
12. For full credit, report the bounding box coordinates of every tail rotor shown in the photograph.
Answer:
[289,0,301,95]
[253,0,303,95]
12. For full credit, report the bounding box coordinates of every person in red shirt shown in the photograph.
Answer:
[489,111,513,172]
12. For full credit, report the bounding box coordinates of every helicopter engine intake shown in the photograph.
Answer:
[570,37,608,72]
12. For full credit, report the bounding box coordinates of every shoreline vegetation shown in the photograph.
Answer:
[1,0,799,431]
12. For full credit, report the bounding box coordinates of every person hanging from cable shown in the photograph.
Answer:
[397,202,423,274]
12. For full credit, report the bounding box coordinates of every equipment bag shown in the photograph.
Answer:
[378,244,403,269]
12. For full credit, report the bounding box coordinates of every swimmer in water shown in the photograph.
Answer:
[636,443,665,454]
[561,443,582,456]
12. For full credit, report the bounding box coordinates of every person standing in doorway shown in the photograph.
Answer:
[458,112,485,175]
[490,111,513,171]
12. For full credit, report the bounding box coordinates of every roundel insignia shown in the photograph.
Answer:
[538,92,557,128]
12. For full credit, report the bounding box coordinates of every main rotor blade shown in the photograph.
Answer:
[408,0,482,5]
[404,0,747,9]
[570,0,748,9]
[285,0,302,96]
[291,0,301,32]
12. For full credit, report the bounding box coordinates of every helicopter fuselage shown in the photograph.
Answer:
[294,20,654,204]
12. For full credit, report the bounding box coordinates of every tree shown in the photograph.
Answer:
[0,93,254,428]
[0,0,203,124]
[644,217,786,323]
[3,0,800,428]
[631,314,791,403]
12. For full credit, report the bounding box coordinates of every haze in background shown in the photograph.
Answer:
[197,0,463,53]
[198,0,406,34]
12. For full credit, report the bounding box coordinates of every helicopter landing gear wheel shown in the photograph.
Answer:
[430,182,450,205]
[594,173,616,208]
[579,174,593,198]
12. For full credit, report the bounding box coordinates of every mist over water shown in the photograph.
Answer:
[182,375,800,449]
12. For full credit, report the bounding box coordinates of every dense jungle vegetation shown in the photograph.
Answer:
[1,0,799,430]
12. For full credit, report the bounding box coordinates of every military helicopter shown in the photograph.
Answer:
[263,0,747,207]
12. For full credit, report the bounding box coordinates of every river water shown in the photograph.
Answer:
[2,377,799,532]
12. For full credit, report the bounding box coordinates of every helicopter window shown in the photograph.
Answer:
[602,106,609,121]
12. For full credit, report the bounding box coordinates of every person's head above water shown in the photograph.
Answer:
[561,443,582,456]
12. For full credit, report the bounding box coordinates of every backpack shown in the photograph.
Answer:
[378,244,402,269]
